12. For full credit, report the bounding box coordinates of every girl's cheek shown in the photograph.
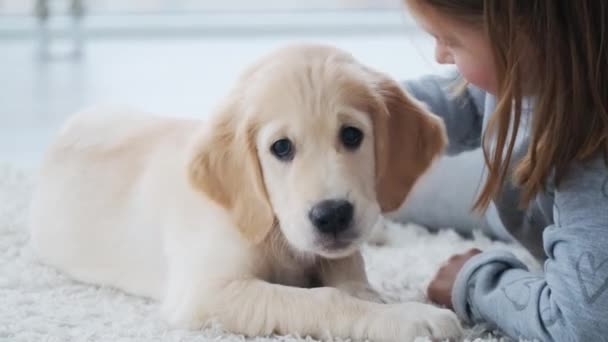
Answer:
[456,59,496,94]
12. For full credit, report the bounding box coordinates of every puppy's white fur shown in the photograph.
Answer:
[29,44,462,341]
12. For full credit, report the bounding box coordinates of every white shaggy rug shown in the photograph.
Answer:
[0,162,538,342]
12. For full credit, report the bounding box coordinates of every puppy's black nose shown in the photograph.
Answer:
[309,199,354,235]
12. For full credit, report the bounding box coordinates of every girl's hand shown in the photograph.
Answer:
[427,248,483,309]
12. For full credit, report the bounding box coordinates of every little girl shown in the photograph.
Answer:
[401,1,608,341]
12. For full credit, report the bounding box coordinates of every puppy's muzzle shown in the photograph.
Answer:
[308,199,354,235]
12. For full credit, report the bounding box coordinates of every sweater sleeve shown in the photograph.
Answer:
[451,156,608,341]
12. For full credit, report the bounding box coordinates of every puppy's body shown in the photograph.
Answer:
[30,110,193,298]
[29,44,462,341]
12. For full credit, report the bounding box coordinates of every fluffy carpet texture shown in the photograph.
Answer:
[0,162,538,341]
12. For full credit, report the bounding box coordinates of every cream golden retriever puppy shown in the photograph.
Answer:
[29,43,462,341]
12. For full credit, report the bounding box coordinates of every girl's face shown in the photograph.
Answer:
[406,1,498,94]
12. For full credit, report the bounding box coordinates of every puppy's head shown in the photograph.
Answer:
[190,44,446,258]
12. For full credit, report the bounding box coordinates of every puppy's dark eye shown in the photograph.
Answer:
[340,126,363,149]
[271,138,294,161]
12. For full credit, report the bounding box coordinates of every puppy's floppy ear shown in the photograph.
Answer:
[188,101,275,244]
[371,74,447,212]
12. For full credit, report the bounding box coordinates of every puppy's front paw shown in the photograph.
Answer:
[337,281,385,303]
[366,302,463,341]
[398,303,463,341]
[411,304,463,341]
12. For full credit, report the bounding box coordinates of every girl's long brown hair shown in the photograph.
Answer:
[409,0,608,211]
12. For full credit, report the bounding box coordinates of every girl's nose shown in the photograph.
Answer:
[435,43,454,64]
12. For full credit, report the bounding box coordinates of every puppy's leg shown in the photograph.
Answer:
[162,274,462,341]
[319,252,385,303]
[318,253,463,340]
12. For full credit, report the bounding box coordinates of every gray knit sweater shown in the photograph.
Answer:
[404,72,608,341]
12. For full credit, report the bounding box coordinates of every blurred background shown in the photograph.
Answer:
[1,0,451,168]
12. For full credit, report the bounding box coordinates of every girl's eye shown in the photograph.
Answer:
[270,138,294,161]
[340,126,364,149]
